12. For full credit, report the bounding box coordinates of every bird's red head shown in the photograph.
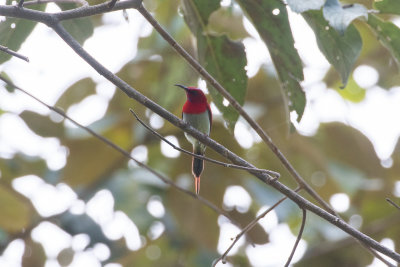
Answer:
[175,84,208,104]
[175,84,211,115]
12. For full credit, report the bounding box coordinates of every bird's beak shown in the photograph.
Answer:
[174,84,188,91]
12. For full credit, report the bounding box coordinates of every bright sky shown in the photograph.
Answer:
[0,1,399,266]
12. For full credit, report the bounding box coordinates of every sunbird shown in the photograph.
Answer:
[175,84,212,195]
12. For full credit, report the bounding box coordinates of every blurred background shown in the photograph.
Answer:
[0,0,400,266]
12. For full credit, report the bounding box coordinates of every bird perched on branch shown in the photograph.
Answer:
[175,84,212,195]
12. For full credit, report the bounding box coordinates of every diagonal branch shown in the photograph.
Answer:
[0,75,244,233]
[129,108,280,178]
[386,198,400,211]
[44,18,400,264]
[136,4,336,216]
[23,0,89,7]
[213,193,292,267]
[138,8,394,264]
[1,6,399,263]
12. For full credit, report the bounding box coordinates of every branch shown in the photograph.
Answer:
[129,108,280,179]
[386,198,400,210]
[0,44,29,62]
[1,7,399,263]
[137,7,397,263]
[213,193,291,266]
[0,0,141,23]
[23,0,89,7]
[136,4,336,216]
[213,187,301,266]
[0,75,244,233]
[284,208,306,267]
[135,8,398,263]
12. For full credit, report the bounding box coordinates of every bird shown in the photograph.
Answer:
[175,84,212,195]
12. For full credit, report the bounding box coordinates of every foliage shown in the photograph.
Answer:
[1,0,400,266]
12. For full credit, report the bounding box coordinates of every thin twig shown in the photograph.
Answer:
[1,8,398,262]
[213,191,296,266]
[136,4,336,217]
[386,198,400,210]
[0,45,29,62]
[0,75,244,232]
[213,187,301,266]
[129,108,280,178]
[284,208,306,267]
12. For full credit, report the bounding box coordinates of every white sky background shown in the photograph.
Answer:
[0,0,399,266]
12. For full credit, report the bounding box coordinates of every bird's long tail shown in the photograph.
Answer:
[192,147,204,195]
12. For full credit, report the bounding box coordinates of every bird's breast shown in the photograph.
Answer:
[182,111,211,146]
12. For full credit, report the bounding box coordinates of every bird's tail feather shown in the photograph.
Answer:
[192,147,204,195]
[194,176,200,195]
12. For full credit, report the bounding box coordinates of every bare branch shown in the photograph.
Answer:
[129,108,280,179]
[213,193,293,266]
[0,0,141,23]
[0,45,29,62]
[47,20,400,264]
[1,7,399,263]
[213,188,301,266]
[0,75,244,232]
[23,0,89,7]
[284,208,306,267]
[136,4,336,216]
[386,198,400,211]
[132,10,398,263]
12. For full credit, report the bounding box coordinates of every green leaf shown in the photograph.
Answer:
[287,0,325,13]
[0,72,15,92]
[198,35,247,130]
[181,0,247,130]
[0,1,46,64]
[373,0,400,15]
[61,121,132,187]
[367,14,400,68]
[238,0,305,121]
[58,3,94,45]
[20,111,64,138]
[0,154,47,184]
[303,10,362,87]
[56,77,97,110]
[208,7,249,40]
[322,0,368,34]
[0,184,31,232]
[183,0,220,30]
[335,76,366,102]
